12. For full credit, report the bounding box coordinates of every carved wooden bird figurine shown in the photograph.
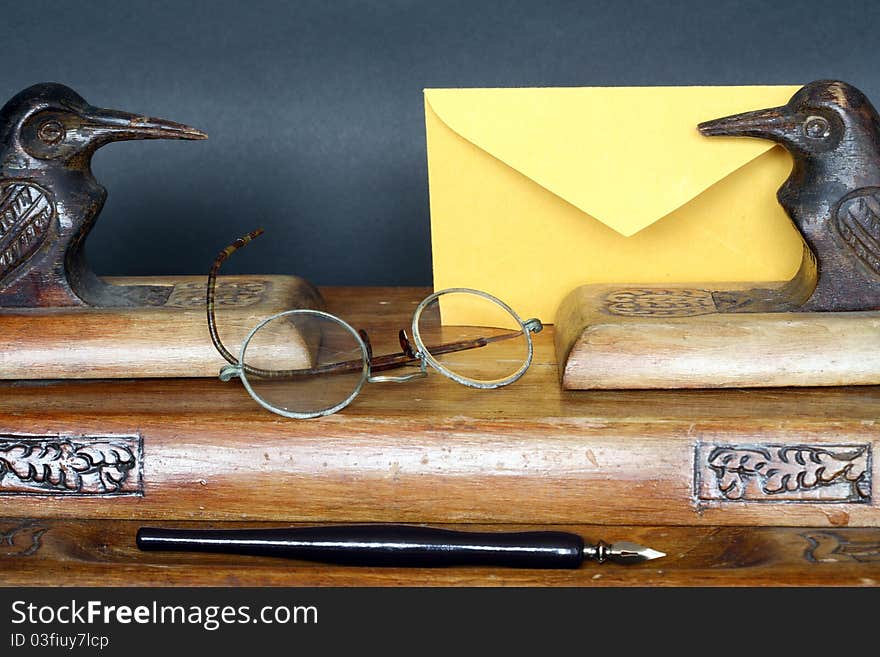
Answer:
[0,83,206,307]
[699,80,880,312]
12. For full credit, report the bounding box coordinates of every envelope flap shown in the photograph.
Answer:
[425,86,800,236]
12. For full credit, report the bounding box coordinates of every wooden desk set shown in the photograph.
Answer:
[0,81,878,586]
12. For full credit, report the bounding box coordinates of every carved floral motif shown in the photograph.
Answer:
[696,443,870,503]
[0,435,142,496]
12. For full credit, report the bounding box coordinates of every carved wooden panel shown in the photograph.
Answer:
[695,443,870,503]
[0,434,142,496]
[603,288,718,317]
[164,279,269,308]
[0,519,47,556]
[801,530,880,563]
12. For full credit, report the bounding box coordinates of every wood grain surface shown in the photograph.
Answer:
[0,287,877,532]
[556,282,880,390]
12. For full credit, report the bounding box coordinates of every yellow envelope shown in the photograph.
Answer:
[424,85,804,325]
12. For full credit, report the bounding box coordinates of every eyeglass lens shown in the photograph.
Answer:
[416,291,529,385]
[241,311,366,416]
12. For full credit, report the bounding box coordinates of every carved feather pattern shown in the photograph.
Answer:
[0,439,137,494]
[165,280,268,308]
[0,181,54,285]
[604,288,717,317]
[707,445,869,501]
[834,188,880,276]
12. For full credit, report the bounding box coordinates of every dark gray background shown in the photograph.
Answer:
[4,0,879,285]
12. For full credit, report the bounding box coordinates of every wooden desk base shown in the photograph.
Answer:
[0,287,878,586]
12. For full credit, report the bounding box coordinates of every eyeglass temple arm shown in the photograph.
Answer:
[207,228,266,367]
[367,319,543,374]
[275,317,543,378]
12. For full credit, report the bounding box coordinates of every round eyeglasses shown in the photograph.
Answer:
[206,230,543,418]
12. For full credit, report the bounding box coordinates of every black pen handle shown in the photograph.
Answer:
[137,525,585,569]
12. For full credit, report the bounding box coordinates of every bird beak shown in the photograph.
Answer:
[81,107,208,143]
[698,105,791,141]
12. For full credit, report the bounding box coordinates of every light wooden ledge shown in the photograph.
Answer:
[555,282,880,390]
[0,275,321,379]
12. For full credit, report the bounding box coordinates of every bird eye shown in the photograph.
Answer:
[803,115,831,139]
[37,120,64,145]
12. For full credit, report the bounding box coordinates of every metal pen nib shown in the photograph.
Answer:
[583,540,666,565]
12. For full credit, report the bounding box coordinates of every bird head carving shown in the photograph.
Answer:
[0,82,206,174]
[698,80,880,312]
[0,83,207,308]
[698,80,880,168]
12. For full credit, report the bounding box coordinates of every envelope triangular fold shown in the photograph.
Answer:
[425,86,800,236]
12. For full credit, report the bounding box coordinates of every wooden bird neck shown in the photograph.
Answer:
[779,159,880,312]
